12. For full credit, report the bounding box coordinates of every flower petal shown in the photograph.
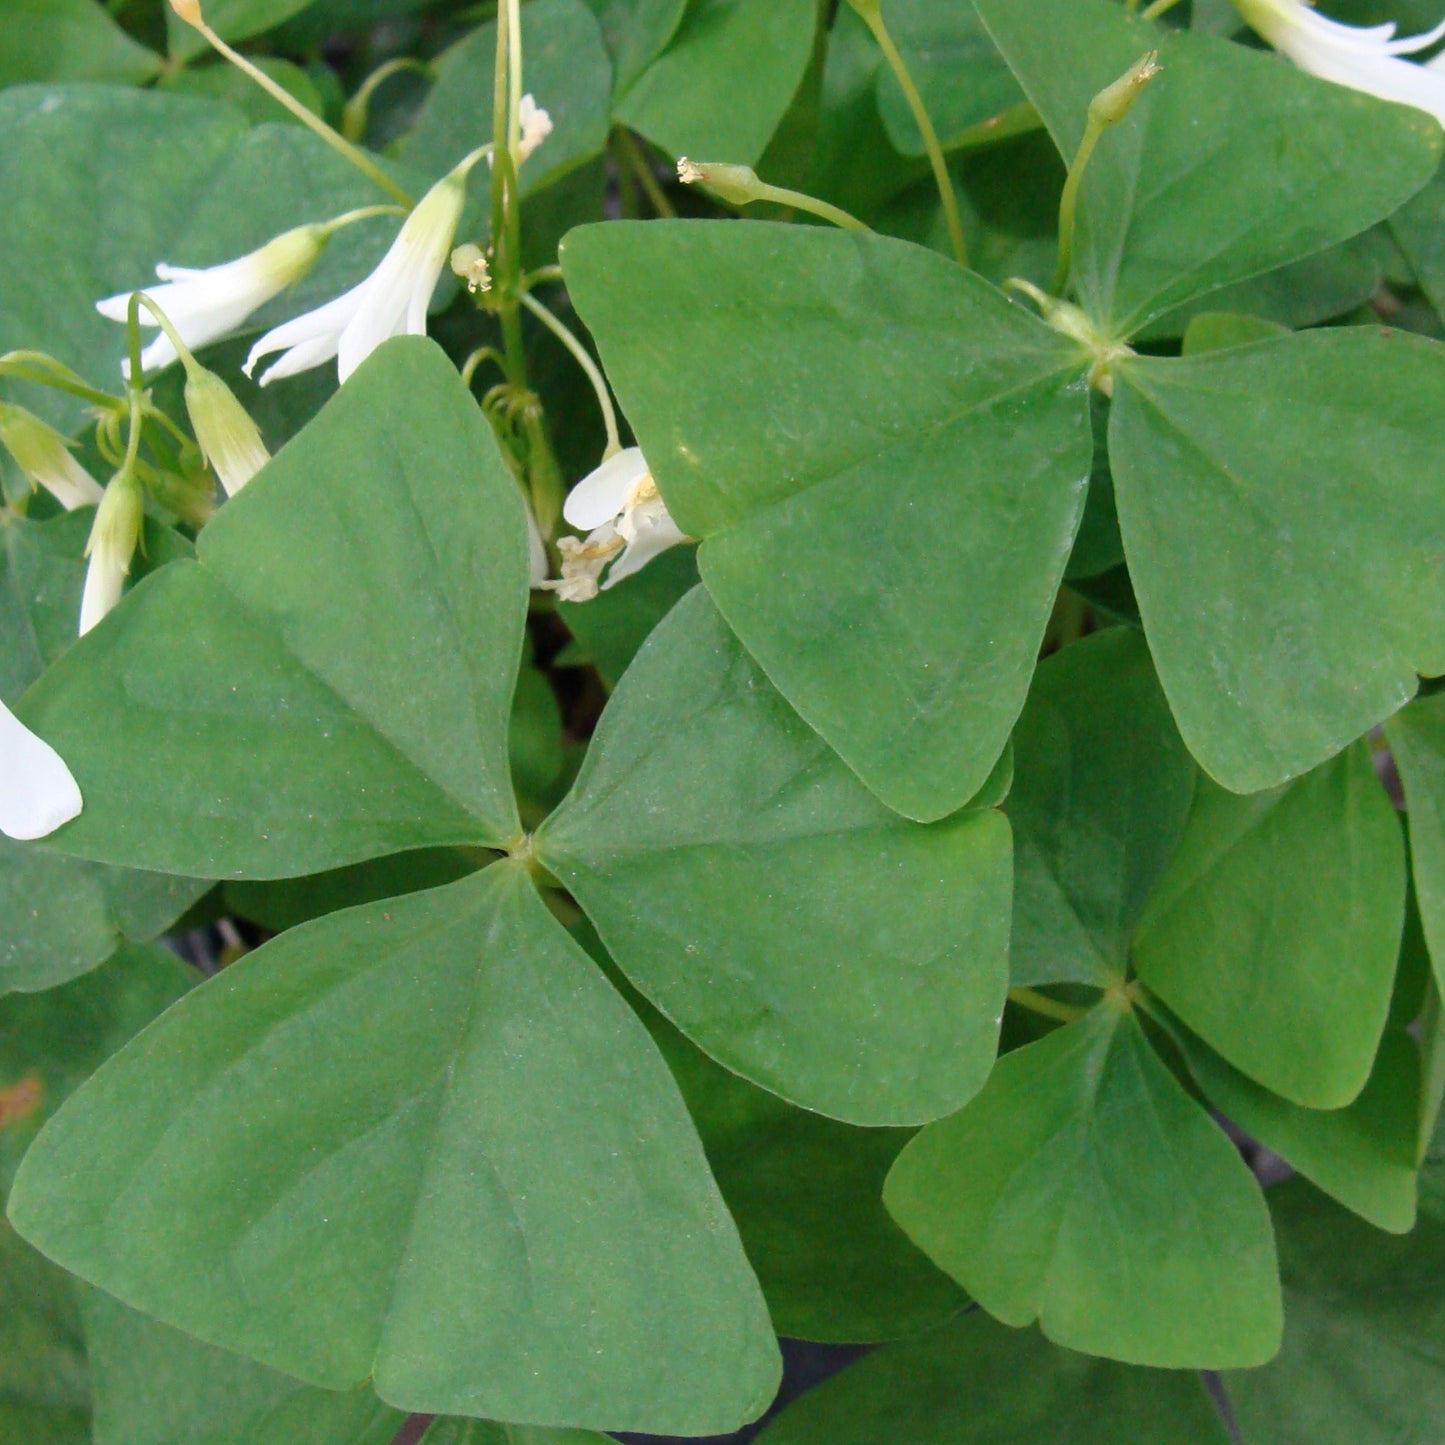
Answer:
[0,697,82,840]
[563,447,651,530]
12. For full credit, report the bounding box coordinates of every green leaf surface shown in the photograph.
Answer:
[615,925,966,1341]
[1007,628,1195,988]
[884,1003,1282,1368]
[1387,693,1445,994]
[0,512,92,698]
[0,0,160,86]
[562,220,1092,820]
[583,0,688,96]
[82,1291,402,1445]
[167,0,319,59]
[0,843,209,995]
[539,587,1013,1126]
[1180,311,1291,356]
[0,943,196,1189]
[1177,1021,1420,1234]
[0,1220,89,1445]
[1111,330,1445,792]
[613,0,816,166]
[8,864,779,1433]
[1134,745,1404,1109]
[421,1418,611,1445]
[874,0,1022,156]
[1223,1179,1445,1444]
[160,55,325,129]
[972,0,1441,335]
[406,0,612,193]
[18,339,529,878]
[752,1310,1231,1445]
[1392,162,1445,321]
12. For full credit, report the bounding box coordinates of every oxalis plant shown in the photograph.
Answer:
[9,0,1445,1439]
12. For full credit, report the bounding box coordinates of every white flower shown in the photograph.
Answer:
[245,150,485,386]
[540,447,687,602]
[79,473,143,636]
[97,223,328,378]
[0,695,82,840]
[184,367,270,497]
[518,94,553,162]
[0,405,103,510]
[1234,0,1445,126]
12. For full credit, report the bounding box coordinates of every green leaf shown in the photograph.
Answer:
[0,0,160,86]
[1133,744,1404,1109]
[0,511,91,697]
[615,924,966,1341]
[82,1291,403,1445]
[0,844,209,995]
[407,0,612,193]
[18,339,529,878]
[0,86,243,430]
[972,0,1441,335]
[874,0,1022,157]
[1223,1179,1445,1444]
[1180,312,1291,356]
[1007,628,1195,987]
[538,587,1012,1126]
[1391,157,1445,322]
[421,1418,610,1445]
[1386,693,1445,994]
[1111,330,1445,792]
[0,1220,89,1445]
[0,943,197,1189]
[1175,1020,1420,1235]
[161,56,326,129]
[8,864,779,1433]
[582,0,688,97]
[562,221,1092,820]
[884,1003,1282,1368]
[613,0,817,166]
[752,1310,1232,1445]
[168,0,320,60]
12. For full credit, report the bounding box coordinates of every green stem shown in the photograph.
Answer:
[617,129,677,218]
[506,0,523,159]
[461,346,508,391]
[748,181,868,233]
[1054,124,1103,296]
[853,0,967,265]
[341,57,433,142]
[1008,987,1086,1025]
[129,294,200,378]
[521,265,564,289]
[0,358,118,411]
[189,18,414,208]
[518,291,620,457]
[1139,0,1184,17]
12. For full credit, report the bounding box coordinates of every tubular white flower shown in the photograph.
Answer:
[97,223,328,377]
[518,94,554,162]
[0,405,104,510]
[0,696,82,840]
[184,367,270,497]
[541,447,688,601]
[79,473,143,636]
[1233,0,1445,126]
[245,150,485,387]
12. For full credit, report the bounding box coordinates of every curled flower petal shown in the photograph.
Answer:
[562,446,651,530]
[0,696,82,841]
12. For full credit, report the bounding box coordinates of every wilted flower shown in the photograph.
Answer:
[541,447,687,602]
[79,471,144,636]
[1233,0,1445,126]
[97,223,329,377]
[0,696,82,841]
[245,149,487,386]
[0,404,103,510]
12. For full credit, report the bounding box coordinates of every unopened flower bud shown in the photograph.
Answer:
[140,462,217,530]
[1089,51,1161,129]
[169,0,204,25]
[184,367,270,497]
[80,471,144,636]
[675,159,763,207]
[0,404,103,511]
[451,243,493,294]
